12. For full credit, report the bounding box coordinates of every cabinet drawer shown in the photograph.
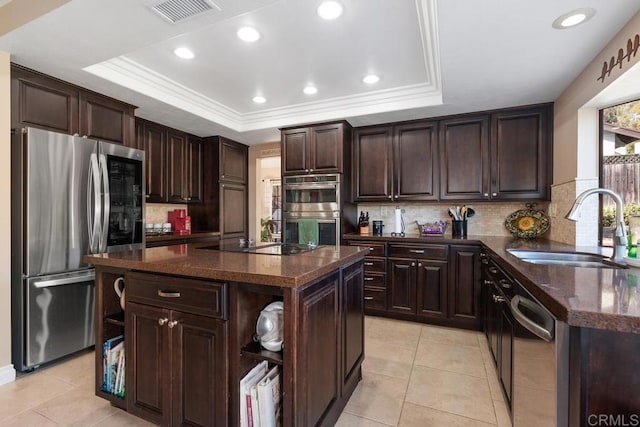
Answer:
[125,272,227,319]
[363,257,386,273]
[388,244,448,260]
[364,287,387,311]
[348,241,386,257]
[363,273,386,288]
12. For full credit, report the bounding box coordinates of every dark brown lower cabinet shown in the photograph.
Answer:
[449,245,482,329]
[483,281,513,411]
[126,302,227,426]
[347,239,482,331]
[341,262,365,393]
[417,260,448,320]
[388,257,448,320]
[297,274,340,427]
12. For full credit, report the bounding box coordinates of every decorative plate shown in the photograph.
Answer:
[504,204,550,239]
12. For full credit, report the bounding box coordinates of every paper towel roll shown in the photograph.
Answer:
[394,207,403,233]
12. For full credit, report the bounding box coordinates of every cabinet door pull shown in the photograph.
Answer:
[368,247,375,251]
[409,249,425,254]
[364,296,374,300]
[488,267,498,274]
[364,262,374,266]
[158,318,168,326]
[364,277,375,281]
[158,290,181,298]
[168,320,179,328]
[418,263,422,267]
[484,280,494,285]
[498,279,513,289]
[411,262,416,266]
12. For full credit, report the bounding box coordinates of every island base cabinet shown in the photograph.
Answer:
[295,274,340,427]
[126,302,227,427]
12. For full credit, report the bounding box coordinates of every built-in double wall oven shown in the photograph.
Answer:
[282,174,341,246]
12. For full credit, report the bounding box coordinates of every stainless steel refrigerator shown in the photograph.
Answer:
[11,127,145,371]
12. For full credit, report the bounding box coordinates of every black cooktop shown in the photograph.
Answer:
[200,242,318,256]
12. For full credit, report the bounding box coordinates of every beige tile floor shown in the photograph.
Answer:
[0,316,510,426]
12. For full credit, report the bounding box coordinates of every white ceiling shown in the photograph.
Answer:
[1,0,639,145]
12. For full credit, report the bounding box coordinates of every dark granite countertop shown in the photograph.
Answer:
[85,244,366,288]
[345,232,640,334]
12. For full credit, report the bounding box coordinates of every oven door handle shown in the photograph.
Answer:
[510,295,554,342]
[284,184,337,190]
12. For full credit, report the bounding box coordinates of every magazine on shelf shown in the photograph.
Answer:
[257,365,281,427]
[102,335,125,396]
[239,360,268,427]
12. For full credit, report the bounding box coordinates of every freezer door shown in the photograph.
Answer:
[24,128,97,275]
[25,270,95,369]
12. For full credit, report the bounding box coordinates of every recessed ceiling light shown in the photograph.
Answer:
[237,26,261,42]
[552,8,595,29]
[362,74,380,84]
[174,47,195,59]
[317,1,343,20]
[253,96,266,104]
[303,85,318,95]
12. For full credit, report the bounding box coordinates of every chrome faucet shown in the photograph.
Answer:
[565,188,627,264]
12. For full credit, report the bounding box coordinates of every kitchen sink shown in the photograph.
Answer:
[506,249,627,269]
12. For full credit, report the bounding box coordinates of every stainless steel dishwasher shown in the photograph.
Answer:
[509,276,569,426]
[482,254,568,426]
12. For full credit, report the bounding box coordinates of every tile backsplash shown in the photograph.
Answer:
[356,201,550,237]
[145,203,188,225]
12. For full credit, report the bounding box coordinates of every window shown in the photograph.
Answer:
[600,100,640,246]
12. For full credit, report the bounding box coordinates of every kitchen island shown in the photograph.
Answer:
[85,243,366,427]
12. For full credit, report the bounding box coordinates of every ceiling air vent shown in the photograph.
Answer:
[150,0,221,23]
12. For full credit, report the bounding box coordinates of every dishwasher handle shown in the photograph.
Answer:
[510,295,554,342]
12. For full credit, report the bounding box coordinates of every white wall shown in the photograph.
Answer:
[550,12,640,245]
[0,50,14,385]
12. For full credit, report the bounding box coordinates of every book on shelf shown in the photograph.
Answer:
[257,365,281,427]
[240,360,268,427]
[102,335,125,397]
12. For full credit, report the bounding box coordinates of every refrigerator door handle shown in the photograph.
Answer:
[33,270,96,288]
[99,153,110,253]
[88,153,101,254]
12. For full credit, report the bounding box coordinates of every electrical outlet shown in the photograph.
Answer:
[548,203,557,218]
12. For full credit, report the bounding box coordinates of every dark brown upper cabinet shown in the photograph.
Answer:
[167,131,202,204]
[139,119,168,203]
[393,121,439,201]
[79,91,135,145]
[353,121,439,203]
[352,126,393,202]
[136,118,203,205]
[439,104,552,201]
[11,64,135,145]
[490,105,552,200]
[11,66,79,135]
[439,115,491,200]
[219,138,247,184]
[282,122,351,175]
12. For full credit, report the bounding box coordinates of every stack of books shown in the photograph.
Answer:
[239,361,281,427]
[102,335,125,397]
